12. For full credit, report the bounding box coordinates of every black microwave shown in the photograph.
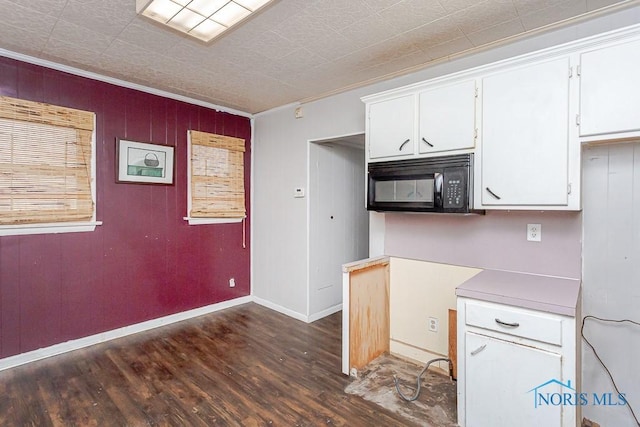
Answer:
[367,153,478,214]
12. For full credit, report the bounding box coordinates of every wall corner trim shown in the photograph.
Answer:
[0,296,254,372]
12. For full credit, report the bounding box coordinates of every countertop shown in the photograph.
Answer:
[342,256,390,273]
[456,269,581,317]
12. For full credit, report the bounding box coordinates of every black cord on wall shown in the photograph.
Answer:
[581,315,640,426]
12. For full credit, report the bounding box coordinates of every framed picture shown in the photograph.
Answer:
[116,139,175,185]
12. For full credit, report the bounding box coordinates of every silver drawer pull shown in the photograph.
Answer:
[495,318,520,328]
[470,344,487,356]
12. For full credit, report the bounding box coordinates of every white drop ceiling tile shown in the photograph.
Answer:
[338,11,404,51]
[422,36,475,60]
[258,48,328,80]
[117,21,183,54]
[365,48,436,76]
[450,0,519,34]
[285,27,359,61]
[520,0,588,30]
[0,21,49,55]
[333,36,423,72]
[60,0,136,38]
[466,17,526,47]
[378,0,448,32]
[243,0,316,32]
[402,16,466,51]
[100,40,163,70]
[512,0,575,16]
[304,0,378,32]
[438,0,490,14]
[272,7,326,37]
[162,40,216,66]
[49,19,113,53]
[245,30,300,61]
[205,42,269,71]
[42,38,106,68]
[273,9,359,59]
[0,0,56,36]
[361,0,406,13]
[5,0,67,17]
[586,0,626,11]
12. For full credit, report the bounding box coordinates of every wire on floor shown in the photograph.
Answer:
[581,315,640,426]
[394,357,452,402]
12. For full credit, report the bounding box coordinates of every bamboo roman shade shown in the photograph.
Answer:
[188,130,246,218]
[0,96,95,225]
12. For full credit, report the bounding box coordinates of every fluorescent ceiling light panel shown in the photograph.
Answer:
[137,0,274,43]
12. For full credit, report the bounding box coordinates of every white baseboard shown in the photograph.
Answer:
[252,297,309,322]
[390,339,450,375]
[252,297,343,323]
[308,303,342,323]
[0,296,253,371]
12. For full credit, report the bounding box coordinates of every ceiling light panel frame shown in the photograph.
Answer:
[136,0,276,43]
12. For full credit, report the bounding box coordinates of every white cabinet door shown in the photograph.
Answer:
[419,80,476,154]
[368,94,415,159]
[480,57,571,206]
[464,332,562,427]
[580,37,640,137]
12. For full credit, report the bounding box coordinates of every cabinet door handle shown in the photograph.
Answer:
[486,187,501,200]
[495,318,520,328]
[421,137,434,147]
[399,139,410,151]
[470,344,487,356]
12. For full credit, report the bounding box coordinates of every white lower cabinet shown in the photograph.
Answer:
[458,298,579,427]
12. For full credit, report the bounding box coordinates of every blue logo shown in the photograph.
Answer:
[528,379,627,408]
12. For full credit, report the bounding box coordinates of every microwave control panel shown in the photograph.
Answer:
[443,168,467,209]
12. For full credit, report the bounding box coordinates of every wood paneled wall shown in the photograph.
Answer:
[0,57,251,359]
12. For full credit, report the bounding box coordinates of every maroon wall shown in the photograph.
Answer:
[0,57,251,359]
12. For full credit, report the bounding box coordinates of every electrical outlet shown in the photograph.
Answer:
[229,278,235,288]
[527,224,542,242]
[428,317,438,332]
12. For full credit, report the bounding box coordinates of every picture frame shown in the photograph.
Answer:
[116,138,175,185]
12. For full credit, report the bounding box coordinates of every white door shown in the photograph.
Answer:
[368,94,415,159]
[480,57,571,206]
[418,79,476,154]
[309,140,369,317]
[465,332,562,427]
[580,38,640,137]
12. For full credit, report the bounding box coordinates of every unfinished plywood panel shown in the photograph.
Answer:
[448,309,457,380]
[349,262,389,372]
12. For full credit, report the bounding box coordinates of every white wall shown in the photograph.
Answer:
[253,94,367,318]
[582,142,640,427]
[390,258,480,368]
[252,5,640,318]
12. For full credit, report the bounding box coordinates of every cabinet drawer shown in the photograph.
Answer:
[465,301,562,345]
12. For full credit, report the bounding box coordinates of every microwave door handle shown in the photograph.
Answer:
[434,173,443,208]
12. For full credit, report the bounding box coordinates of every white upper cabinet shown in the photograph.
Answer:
[579,36,640,138]
[478,57,573,208]
[418,80,477,154]
[367,94,415,160]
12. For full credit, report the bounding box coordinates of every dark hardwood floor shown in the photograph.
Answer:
[0,303,419,426]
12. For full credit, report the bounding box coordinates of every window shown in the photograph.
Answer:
[185,130,246,224]
[0,96,99,236]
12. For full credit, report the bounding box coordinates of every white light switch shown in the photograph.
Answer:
[294,187,305,198]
